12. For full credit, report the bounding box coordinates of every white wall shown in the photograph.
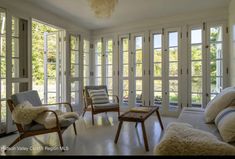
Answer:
[0,0,90,35]
[229,0,235,86]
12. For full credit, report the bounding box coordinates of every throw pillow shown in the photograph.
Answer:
[88,89,109,104]
[204,86,235,123]
[215,106,235,143]
[154,122,235,155]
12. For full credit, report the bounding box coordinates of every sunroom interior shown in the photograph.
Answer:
[0,0,235,156]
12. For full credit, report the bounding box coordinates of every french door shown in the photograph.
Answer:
[188,23,228,108]
[94,37,114,95]
[150,28,182,115]
[119,33,146,107]
[44,31,65,104]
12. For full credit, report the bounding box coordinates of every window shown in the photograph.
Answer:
[83,39,90,87]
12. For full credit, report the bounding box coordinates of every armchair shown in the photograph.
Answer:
[6,90,78,152]
[82,85,120,125]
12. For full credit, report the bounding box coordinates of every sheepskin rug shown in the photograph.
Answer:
[12,101,79,129]
[12,101,48,125]
[154,122,235,155]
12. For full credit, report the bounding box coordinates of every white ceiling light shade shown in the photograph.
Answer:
[88,0,118,18]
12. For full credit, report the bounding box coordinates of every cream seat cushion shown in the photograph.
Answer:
[204,87,235,123]
[154,122,235,155]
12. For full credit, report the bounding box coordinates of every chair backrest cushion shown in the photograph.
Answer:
[11,90,42,106]
[85,85,108,97]
[88,89,109,104]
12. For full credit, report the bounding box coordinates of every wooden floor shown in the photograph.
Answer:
[0,112,176,156]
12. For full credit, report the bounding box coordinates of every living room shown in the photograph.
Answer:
[0,0,235,156]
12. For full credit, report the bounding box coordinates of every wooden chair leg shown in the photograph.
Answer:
[82,109,87,117]
[92,113,95,125]
[5,135,23,152]
[73,123,77,135]
[118,109,120,117]
[57,131,64,152]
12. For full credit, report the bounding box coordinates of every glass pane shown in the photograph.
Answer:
[107,40,113,52]
[96,78,102,85]
[154,92,162,106]
[96,65,102,77]
[136,64,142,77]
[122,38,128,52]
[123,90,129,103]
[169,32,178,47]
[96,41,102,53]
[47,64,56,78]
[210,60,223,77]
[12,82,28,94]
[192,94,202,106]
[12,37,19,57]
[83,65,89,78]
[71,92,76,104]
[48,93,56,104]
[191,45,202,60]
[1,79,6,99]
[154,63,162,77]
[154,80,162,91]
[12,17,19,37]
[107,78,113,90]
[192,77,202,93]
[95,53,102,65]
[71,50,79,64]
[154,34,162,48]
[70,36,78,50]
[0,36,6,57]
[135,37,142,50]
[1,101,6,122]
[169,62,178,77]
[210,43,222,60]
[84,78,89,87]
[12,58,20,78]
[71,81,79,92]
[83,40,89,52]
[1,58,6,78]
[123,51,129,64]
[210,26,222,42]
[48,34,57,53]
[83,53,89,65]
[136,50,142,63]
[123,80,129,90]
[48,79,56,92]
[136,91,142,104]
[123,65,128,77]
[191,61,202,76]
[107,52,112,65]
[211,77,223,94]
[169,92,178,105]
[0,12,6,34]
[107,65,112,77]
[136,80,142,91]
[169,47,178,61]
[191,29,202,44]
[169,80,178,92]
[154,49,162,62]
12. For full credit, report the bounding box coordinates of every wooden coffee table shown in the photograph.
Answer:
[114,106,164,151]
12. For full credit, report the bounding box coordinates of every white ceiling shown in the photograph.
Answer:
[24,0,230,30]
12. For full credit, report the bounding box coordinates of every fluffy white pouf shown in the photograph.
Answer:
[154,122,235,155]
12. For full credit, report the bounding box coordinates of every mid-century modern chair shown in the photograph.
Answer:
[6,90,78,152]
[82,85,120,125]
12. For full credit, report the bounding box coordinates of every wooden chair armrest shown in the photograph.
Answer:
[108,95,119,104]
[42,102,74,112]
[42,110,60,129]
